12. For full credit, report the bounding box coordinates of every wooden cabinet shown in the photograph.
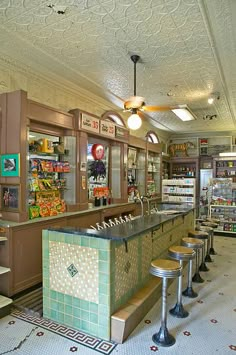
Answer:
[0,227,12,316]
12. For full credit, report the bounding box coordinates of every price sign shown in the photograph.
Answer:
[81,114,100,133]
[100,120,115,138]
[116,126,129,140]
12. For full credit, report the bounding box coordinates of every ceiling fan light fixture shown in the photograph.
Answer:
[208,96,214,105]
[208,92,220,105]
[171,105,196,121]
[127,113,142,130]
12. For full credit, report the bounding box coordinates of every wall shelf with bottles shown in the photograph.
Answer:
[162,178,196,205]
[170,157,199,180]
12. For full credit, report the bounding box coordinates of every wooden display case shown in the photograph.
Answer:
[127,137,162,200]
[162,154,170,179]
[28,132,76,218]
[127,137,146,199]
[147,141,162,197]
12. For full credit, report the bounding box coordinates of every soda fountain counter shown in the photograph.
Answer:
[42,204,194,343]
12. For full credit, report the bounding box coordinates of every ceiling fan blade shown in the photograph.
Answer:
[142,105,172,112]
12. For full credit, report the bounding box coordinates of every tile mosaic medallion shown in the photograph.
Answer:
[49,241,99,303]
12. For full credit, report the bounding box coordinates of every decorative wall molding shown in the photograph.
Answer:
[0,54,170,142]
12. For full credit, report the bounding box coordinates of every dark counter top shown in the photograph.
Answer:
[47,204,194,241]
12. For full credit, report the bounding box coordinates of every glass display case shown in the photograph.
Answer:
[162,155,170,179]
[127,147,146,200]
[28,131,76,218]
[209,178,236,233]
[147,151,161,197]
[87,141,109,206]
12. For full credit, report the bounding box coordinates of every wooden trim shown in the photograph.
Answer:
[128,135,146,150]
[28,100,74,130]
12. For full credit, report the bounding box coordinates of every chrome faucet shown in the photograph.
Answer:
[134,196,144,216]
[142,196,151,215]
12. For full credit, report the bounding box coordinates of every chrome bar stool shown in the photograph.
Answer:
[168,245,195,318]
[188,230,209,272]
[182,237,204,283]
[197,225,214,262]
[202,220,218,255]
[182,249,198,299]
[150,259,182,347]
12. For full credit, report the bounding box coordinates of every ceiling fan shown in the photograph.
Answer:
[124,54,172,114]
[124,55,197,129]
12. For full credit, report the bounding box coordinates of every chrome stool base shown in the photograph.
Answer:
[168,246,195,319]
[202,221,218,256]
[209,247,217,255]
[192,272,204,283]
[182,286,198,298]
[205,254,213,263]
[199,261,209,272]
[169,303,189,318]
[152,326,175,347]
[150,259,182,347]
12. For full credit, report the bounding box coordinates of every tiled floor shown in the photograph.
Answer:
[0,235,235,355]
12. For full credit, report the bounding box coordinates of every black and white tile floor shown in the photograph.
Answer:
[0,236,235,355]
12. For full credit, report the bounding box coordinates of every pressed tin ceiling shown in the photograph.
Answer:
[0,0,236,133]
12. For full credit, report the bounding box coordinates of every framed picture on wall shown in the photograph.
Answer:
[0,154,20,177]
[1,184,20,211]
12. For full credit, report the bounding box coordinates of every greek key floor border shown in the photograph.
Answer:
[11,309,117,355]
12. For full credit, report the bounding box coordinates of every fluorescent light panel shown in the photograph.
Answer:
[219,152,236,157]
[171,105,196,121]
